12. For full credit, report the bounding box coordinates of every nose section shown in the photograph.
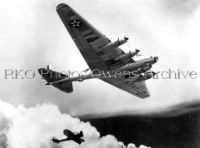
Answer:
[63,129,69,136]
[63,130,66,135]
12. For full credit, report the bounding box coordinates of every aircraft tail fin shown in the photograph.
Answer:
[77,131,84,137]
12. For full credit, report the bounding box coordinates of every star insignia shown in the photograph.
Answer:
[69,19,81,28]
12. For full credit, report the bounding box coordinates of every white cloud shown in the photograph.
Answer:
[0,100,150,148]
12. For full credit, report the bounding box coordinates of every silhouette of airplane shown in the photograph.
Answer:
[52,129,84,144]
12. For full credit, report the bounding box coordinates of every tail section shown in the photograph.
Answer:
[76,130,84,138]
[38,66,73,93]
[75,131,84,144]
[79,131,83,137]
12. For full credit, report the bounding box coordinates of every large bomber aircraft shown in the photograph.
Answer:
[38,3,158,98]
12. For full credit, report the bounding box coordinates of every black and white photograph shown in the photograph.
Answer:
[0,0,200,148]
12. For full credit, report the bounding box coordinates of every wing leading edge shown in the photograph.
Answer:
[56,3,110,71]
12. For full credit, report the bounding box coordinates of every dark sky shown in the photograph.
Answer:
[84,111,200,148]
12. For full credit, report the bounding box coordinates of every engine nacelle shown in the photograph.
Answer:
[134,71,156,82]
[115,49,140,61]
[133,65,152,74]
[101,37,129,50]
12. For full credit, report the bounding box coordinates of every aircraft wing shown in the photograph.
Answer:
[102,77,150,98]
[56,3,133,71]
[56,4,149,98]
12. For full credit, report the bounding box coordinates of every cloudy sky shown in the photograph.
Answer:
[0,0,200,147]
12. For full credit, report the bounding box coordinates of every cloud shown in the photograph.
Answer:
[0,117,9,148]
[158,0,200,17]
[127,143,151,148]
[0,100,150,148]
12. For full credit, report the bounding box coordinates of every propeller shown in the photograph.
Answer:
[135,49,140,53]
[135,49,142,57]
[152,71,157,76]
[147,71,157,77]
[124,37,129,41]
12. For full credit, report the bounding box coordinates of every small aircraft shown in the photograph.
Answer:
[38,3,158,98]
[52,129,84,144]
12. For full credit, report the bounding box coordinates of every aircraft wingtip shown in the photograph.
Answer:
[56,3,70,11]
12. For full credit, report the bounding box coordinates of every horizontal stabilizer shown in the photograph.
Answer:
[38,67,73,93]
